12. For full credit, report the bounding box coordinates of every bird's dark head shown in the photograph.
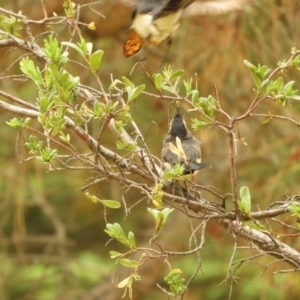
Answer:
[169,108,189,138]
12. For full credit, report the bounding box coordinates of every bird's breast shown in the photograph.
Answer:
[131,10,182,46]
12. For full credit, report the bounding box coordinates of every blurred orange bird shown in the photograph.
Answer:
[123,0,195,57]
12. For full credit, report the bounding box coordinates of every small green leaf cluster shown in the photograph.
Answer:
[148,208,173,238]
[191,93,217,119]
[122,76,146,102]
[6,121,57,163]
[161,163,187,181]
[267,77,300,105]
[104,223,136,249]
[244,60,270,91]
[164,269,187,297]
[62,39,104,74]
[17,36,111,164]
[185,76,217,128]
[6,117,31,129]
[63,0,76,18]
[24,135,43,154]
[24,135,57,162]
[116,140,136,152]
[189,89,216,129]
[0,14,23,37]
[12,34,139,166]
[20,35,81,138]
[153,66,184,95]
[288,202,300,229]
[244,57,300,105]
[153,66,216,128]
[110,77,145,103]
[113,104,133,131]
[92,100,132,131]
[104,209,176,299]
[38,147,57,163]
[288,202,300,217]
[105,223,140,299]
[44,35,69,68]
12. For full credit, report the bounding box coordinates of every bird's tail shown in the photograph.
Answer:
[185,161,211,174]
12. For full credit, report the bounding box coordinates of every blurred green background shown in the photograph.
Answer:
[0,0,300,299]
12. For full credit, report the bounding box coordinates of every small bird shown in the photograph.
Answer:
[161,107,210,175]
[123,0,195,57]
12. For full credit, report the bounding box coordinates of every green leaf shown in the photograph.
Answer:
[256,65,270,80]
[253,75,262,89]
[288,202,300,217]
[289,95,300,100]
[246,220,268,231]
[238,186,251,215]
[191,117,212,129]
[20,57,44,86]
[117,273,141,299]
[99,199,121,209]
[243,60,255,69]
[127,231,136,248]
[276,77,284,92]
[117,276,131,288]
[131,84,145,100]
[122,76,135,88]
[109,79,123,90]
[261,79,270,88]
[0,14,23,37]
[153,73,163,90]
[282,80,295,92]
[164,269,187,297]
[93,101,103,118]
[59,132,70,144]
[104,223,134,248]
[126,84,145,101]
[151,182,164,208]
[170,69,184,80]
[119,259,139,268]
[89,50,104,74]
[191,90,199,104]
[85,193,121,208]
[62,41,89,63]
[183,79,193,95]
[116,140,136,151]
[109,251,122,259]
[148,208,174,237]
[161,164,187,180]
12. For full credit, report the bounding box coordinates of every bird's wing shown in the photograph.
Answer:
[162,0,195,11]
[162,136,201,165]
[120,0,168,14]
[155,0,195,18]
[162,141,183,164]
[182,137,201,162]
[120,0,251,16]
[120,0,195,16]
